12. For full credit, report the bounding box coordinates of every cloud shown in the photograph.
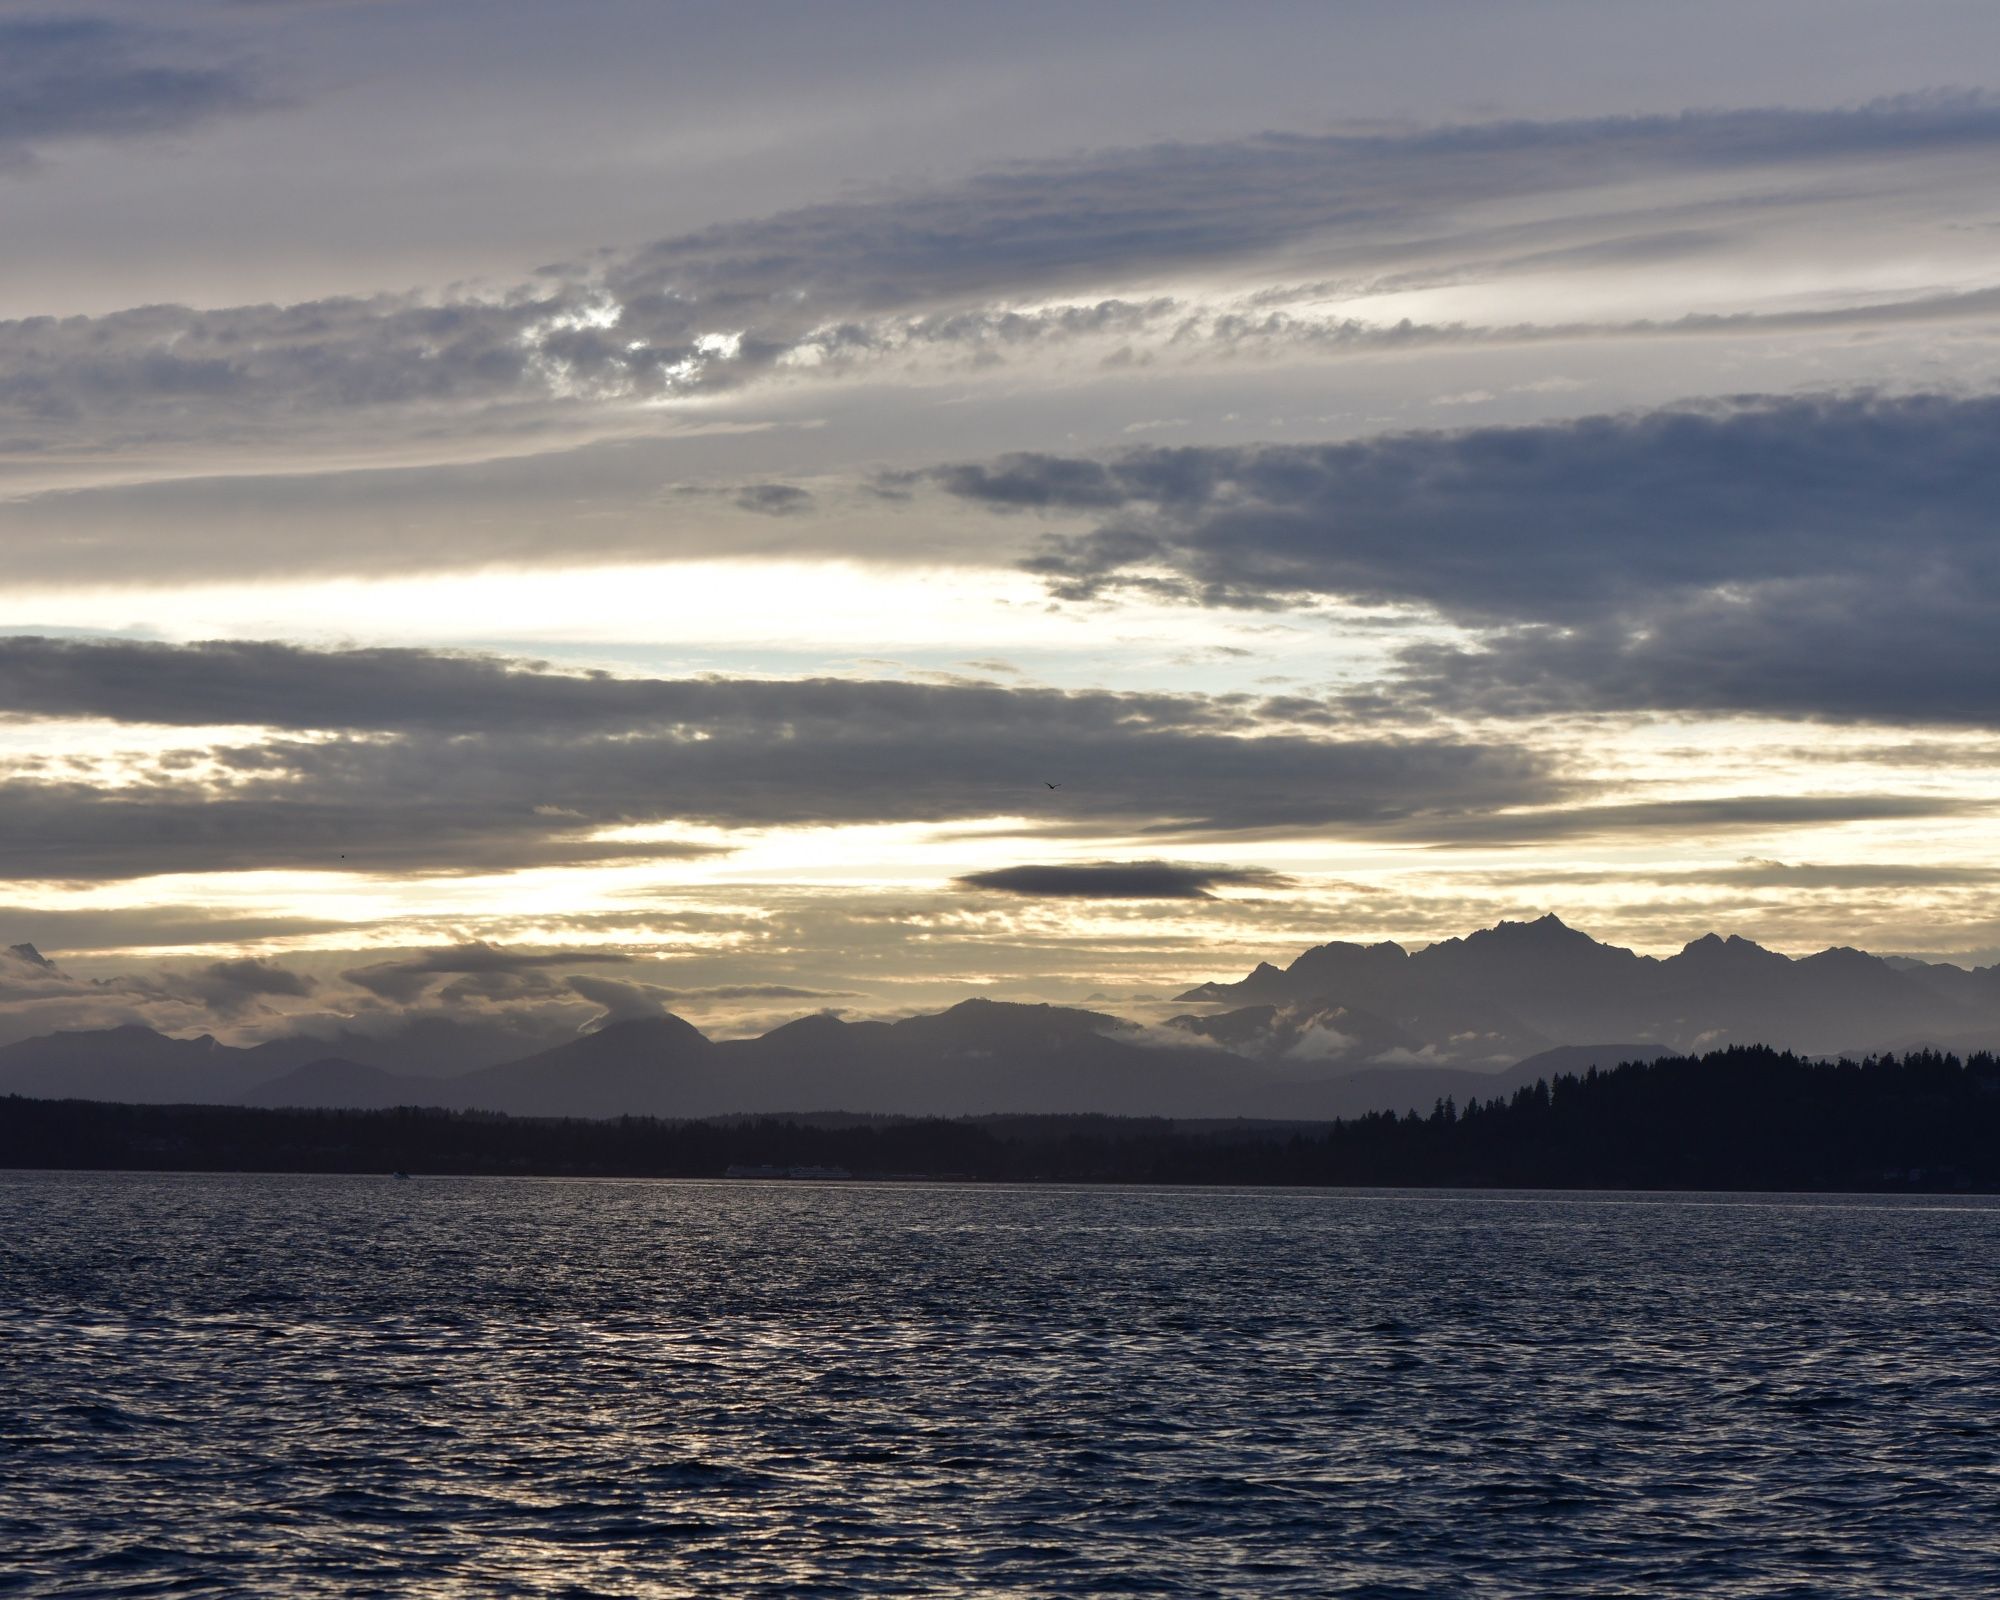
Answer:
[1284,1024,1360,1062]
[0,633,1284,738]
[162,955,316,1016]
[0,715,1551,879]
[955,860,1295,899]
[14,283,2000,592]
[0,635,692,732]
[565,973,668,1025]
[1,939,63,982]
[343,941,631,1003]
[937,393,2000,621]
[0,778,730,882]
[1394,576,2000,728]
[0,935,323,1041]
[0,929,636,1048]
[652,983,855,1003]
[0,904,349,953]
[732,483,813,516]
[196,955,313,997]
[1380,794,1983,847]
[916,391,2000,729]
[1461,859,2000,891]
[1708,860,2000,890]
[561,977,862,1030]
[0,641,1565,881]
[602,95,2000,324]
[0,17,268,170]
[8,97,2000,500]
[0,634,1294,734]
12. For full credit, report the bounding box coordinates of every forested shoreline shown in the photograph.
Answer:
[5,1045,1999,1190]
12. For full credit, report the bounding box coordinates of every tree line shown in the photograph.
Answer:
[4,1045,1999,1190]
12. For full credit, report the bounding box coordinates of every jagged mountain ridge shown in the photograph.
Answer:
[4,916,1999,1120]
[1177,914,2000,1059]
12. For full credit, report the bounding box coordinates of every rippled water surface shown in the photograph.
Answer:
[6,1175,2000,1596]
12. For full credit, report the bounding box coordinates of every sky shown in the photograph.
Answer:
[7,0,2000,1048]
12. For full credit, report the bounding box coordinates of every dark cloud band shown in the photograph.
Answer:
[935,394,2000,621]
[0,18,266,169]
[0,642,1565,881]
[925,392,2000,728]
[956,861,1295,900]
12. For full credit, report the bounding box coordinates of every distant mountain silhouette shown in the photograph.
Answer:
[445,1014,718,1118]
[445,1000,1275,1119]
[0,1013,579,1109]
[0,1000,1427,1119]
[0,1025,272,1105]
[1177,914,2000,1059]
[7,915,2000,1120]
[245,1057,423,1111]
[777,998,1261,1116]
[239,1013,579,1079]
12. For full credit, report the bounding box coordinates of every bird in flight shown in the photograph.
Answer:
[1045,782,1061,790]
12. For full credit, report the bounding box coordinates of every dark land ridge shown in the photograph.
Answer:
[6,1045,1999,1191]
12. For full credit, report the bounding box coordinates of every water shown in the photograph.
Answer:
[4,1175,1999,1597]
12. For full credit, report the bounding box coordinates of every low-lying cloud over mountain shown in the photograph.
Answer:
[341,942,632,1003]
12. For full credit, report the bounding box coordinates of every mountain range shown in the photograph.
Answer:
[4,916,1998,1121]
[1174,915,2000,1061]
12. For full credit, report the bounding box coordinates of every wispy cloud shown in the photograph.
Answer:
[8,97,2000,496]
[343,940,632,1002]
